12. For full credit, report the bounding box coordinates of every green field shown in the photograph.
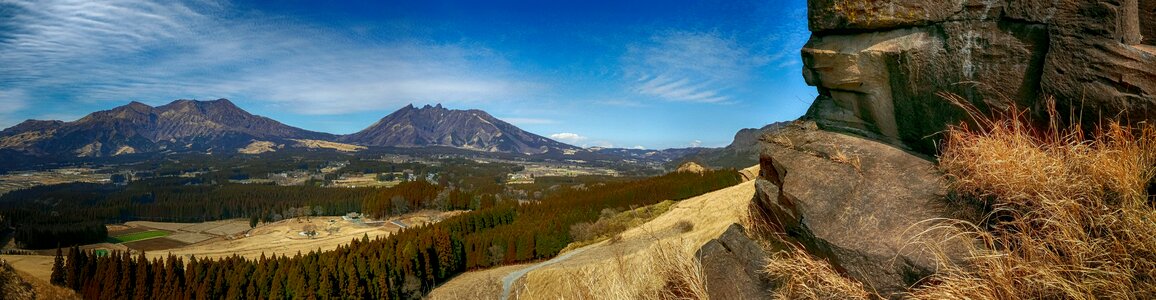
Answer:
[108,230,170,243]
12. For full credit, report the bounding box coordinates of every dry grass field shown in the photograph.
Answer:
[0,256,80,300]
[0,255,54,283]
[145,210,463,261]
[427,264,533,300]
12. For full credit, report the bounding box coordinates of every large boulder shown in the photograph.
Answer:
[802,0,1156,153]
[696,224,770,300]
[752,121,969,298]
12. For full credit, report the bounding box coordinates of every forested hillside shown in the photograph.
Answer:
[55,170,741,299]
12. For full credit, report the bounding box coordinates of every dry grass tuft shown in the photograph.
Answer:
[674,220,694,233]
[762,247,873,300]
[912,94,1156,299]
[829,148,862,172]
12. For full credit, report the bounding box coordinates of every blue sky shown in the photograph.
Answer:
[0,0,814,149]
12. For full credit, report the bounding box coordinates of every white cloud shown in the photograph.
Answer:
[549,132,587,144]
[689,140,703,147]
[623,31,769,104]
[0,0,543,116]
[632,145,646,150]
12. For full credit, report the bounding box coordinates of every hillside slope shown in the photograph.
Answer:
[431,165,768,299]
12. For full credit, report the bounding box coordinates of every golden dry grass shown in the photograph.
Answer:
[0,258,80,300]
[909,94,1156,299]
[520,238,708,300]
[562,200,678,252]
[762,248,872,300]
[428,263,532,300]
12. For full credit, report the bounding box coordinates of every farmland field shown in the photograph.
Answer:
[108,230,170,243]
[144,210,464,261]
[123,238,189,252]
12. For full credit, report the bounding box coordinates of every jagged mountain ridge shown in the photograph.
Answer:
[340,104,581,154]
[0,99,334,157]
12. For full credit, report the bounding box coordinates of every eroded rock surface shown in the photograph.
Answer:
[752,122,967,298]
[695,224,769,300]
[803,0,1156,153]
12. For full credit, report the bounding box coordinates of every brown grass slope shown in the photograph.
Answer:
[511,167,760,299]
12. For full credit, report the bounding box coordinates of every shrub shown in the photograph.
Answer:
[674,220,694,233]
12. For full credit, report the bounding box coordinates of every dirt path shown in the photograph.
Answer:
[500,246,592,300]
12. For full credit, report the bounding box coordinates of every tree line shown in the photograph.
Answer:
[55,169,741,299]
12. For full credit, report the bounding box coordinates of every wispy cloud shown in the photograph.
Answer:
[761,8,810,69]
[622,31,769,104]
[0,0,541,117]
[0,89,30,128]
[689,140,703,147]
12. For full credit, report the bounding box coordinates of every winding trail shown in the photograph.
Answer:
[499,246,591,300]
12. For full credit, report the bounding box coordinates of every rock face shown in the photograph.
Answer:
[752,121,967,298]
[695,224,770,300]
[802,0,1156,153]
[341,104,580,154]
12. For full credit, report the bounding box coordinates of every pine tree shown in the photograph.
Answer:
[50,247,65,286]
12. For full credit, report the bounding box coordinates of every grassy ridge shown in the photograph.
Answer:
[108,230,170,243]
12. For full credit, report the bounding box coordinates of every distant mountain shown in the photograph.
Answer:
[0,99,334,157]
[341,104,581,154]
[674,122,788,169]
[589,147,712,164]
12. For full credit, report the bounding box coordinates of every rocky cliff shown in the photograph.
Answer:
[801,0,1156,153]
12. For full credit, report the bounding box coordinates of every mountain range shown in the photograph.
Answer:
[0,99,334,157]
[0,99,775,170]
[0,99,587,159]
